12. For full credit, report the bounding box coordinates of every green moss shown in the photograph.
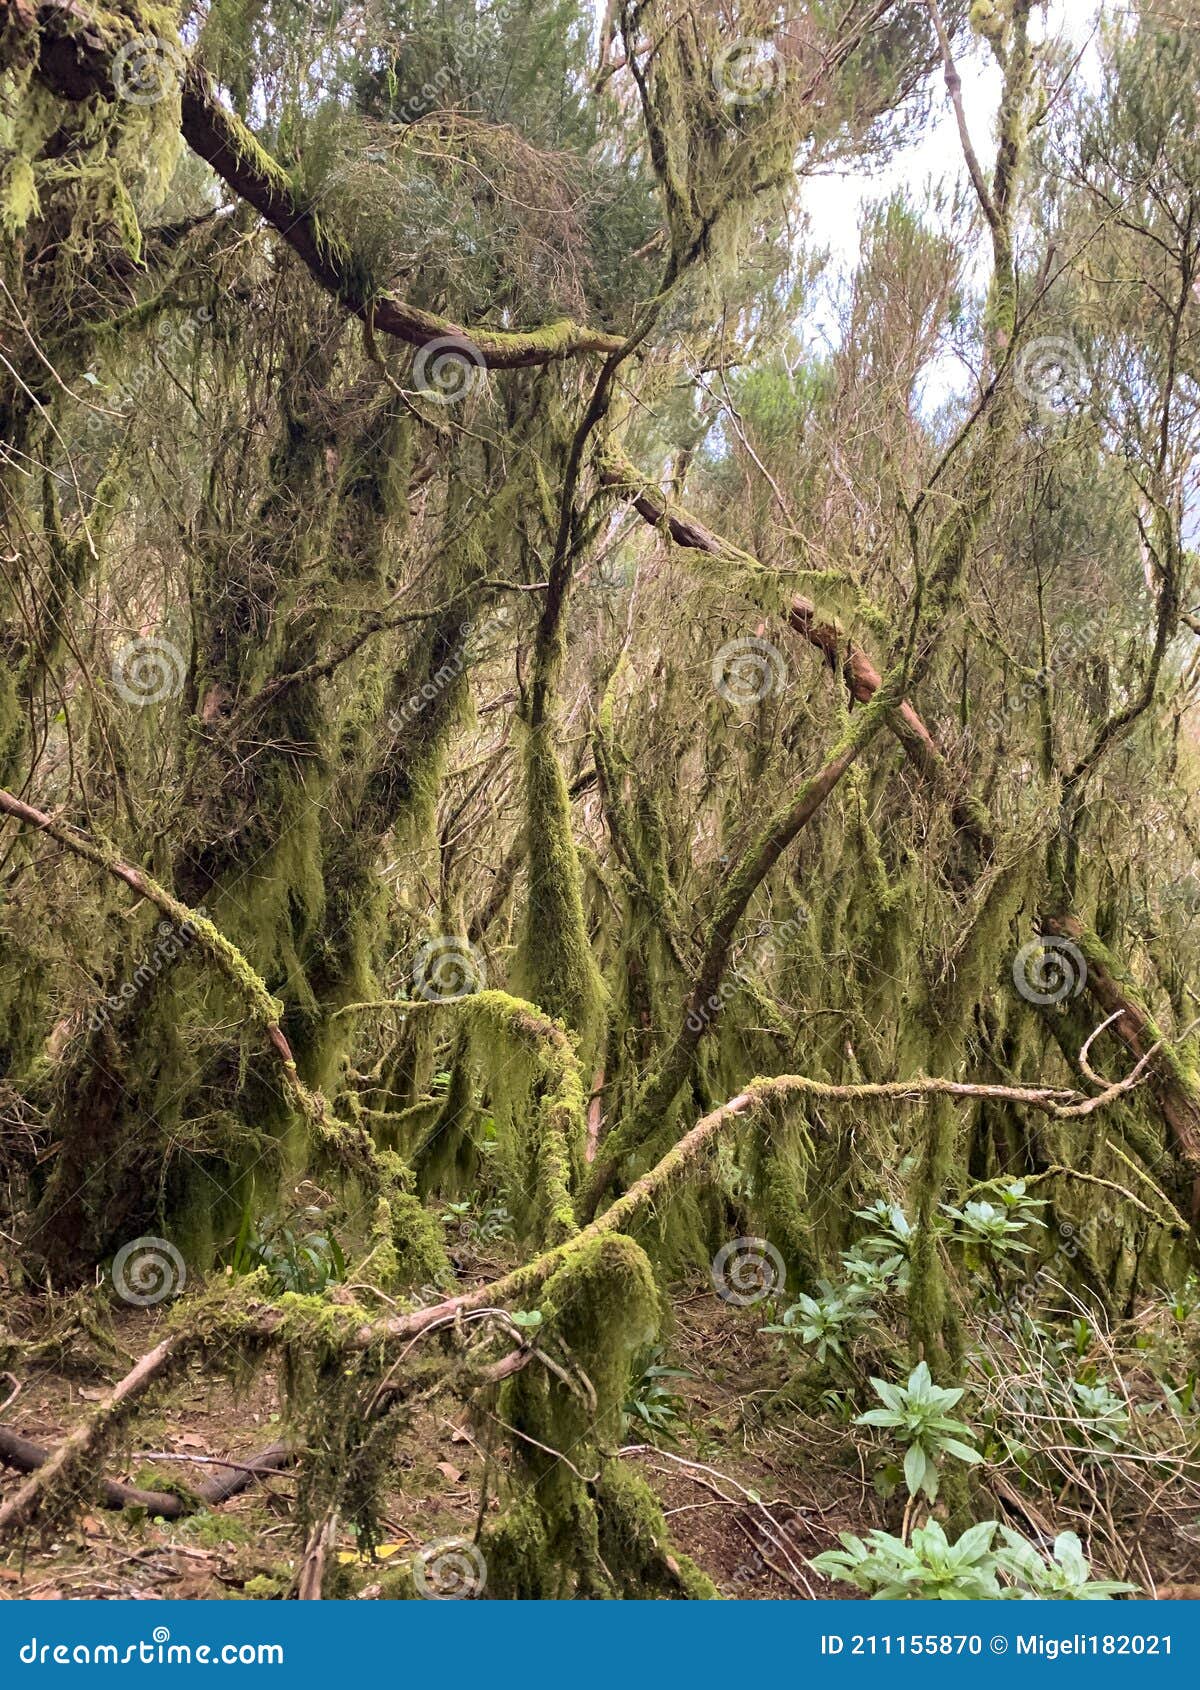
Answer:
[594,1464,718,1599]
[385,1190,450,1290]
[484,1232,661,1597]
[512,723,607,1064]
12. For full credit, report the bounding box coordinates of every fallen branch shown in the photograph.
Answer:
[0,1429,292,1521]
[0,1335,180,1536]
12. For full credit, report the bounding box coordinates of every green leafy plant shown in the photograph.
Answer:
[812,1520,1134,1600]
[623,1346,693,1443]
[854,1200,916,1258]
[994,1527,1135,1599]
[446,1195,514,1244]
[762,1279,876,1363]
[1068,1379,1129,1453]
[812,1520,1002,1599]
[226,1203,346,1294]
[857,1361,982,1500]
[841,1243,908,1296]
[940,1192,1044,1264]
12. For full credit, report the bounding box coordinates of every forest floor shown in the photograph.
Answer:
[3,1260,1199,1601]
[0,1265,873,1600]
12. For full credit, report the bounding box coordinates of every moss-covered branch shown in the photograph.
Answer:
[6,0,624,368]
[0,786,372,1171]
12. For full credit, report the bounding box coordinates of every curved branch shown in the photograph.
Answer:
[0,786,372,1170]
[5,0,624,369]
[596,449,996,858]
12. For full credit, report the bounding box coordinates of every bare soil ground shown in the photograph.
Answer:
[2,1284,1197,1601]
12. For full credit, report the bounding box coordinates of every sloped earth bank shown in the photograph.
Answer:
[3,1283,1199,1601]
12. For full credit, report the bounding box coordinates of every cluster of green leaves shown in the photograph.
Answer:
[941,1181,1047,1267]
[761,1205,911,1363]
[812,1521,1135,1600]
[762,1279,876,1363]
[226,1203,346,1294]
[857,1362,982,1502]
[446,1195,514,1243]
[623,1346,693,1444]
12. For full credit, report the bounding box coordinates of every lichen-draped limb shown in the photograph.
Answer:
[511,721,608,1066]
[192,1064,1159,1354]
[6,0,623,368]
[1042,913,1200,1215]
[583,566,973,1215]
[0,786,372,1170]
[596,445,996,860]
[336,990,585,1245]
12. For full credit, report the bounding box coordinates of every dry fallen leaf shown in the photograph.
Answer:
[335,1540,413,1565]
[436,1461,464,1484]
